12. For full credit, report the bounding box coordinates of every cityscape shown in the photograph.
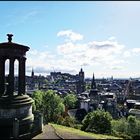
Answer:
[23,67,140,118]
[0,1,140,139]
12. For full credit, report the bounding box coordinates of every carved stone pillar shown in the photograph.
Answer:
[18,57,26,95]
[0,57,5,96]
[8,58,15,96]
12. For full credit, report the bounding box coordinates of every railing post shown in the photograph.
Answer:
[13,118,19,139]
[38,113,43,132]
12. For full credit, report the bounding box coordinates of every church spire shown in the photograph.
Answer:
[31,68,34,78]
[91,72,96,89]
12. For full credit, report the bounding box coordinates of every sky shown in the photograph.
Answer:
[1,1,140,78]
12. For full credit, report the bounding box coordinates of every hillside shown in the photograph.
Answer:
[51,123,122,139]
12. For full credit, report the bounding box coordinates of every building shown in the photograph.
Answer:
[76,68,85,94]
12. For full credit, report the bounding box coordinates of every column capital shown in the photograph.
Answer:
[10,57,15,62]
[18,57,26,62]
[0,56,6,61]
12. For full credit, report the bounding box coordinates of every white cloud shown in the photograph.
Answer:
[122,48,140,58]
[57,37,125,72]
[57,30,83,42]
[26,31,138,78]
[57,42,86,55]
[132,48,140,54]
[123,51,131,58]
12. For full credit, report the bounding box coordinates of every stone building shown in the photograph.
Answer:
[76,68,85,94]
[78,72,119,118]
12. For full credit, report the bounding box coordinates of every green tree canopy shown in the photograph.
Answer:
[82,109,112,134]
[63,93,78,109]
[32,90,43,112]
[32,90,65,123]
[111,115,140,139]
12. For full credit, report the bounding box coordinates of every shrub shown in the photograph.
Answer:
[111,118,127,134]
[55,115,64,125]
[127,115,137,136]
[81,111,95,131]
[62,116,76,128]
[111,130,132,139]
[111,115,140,139]
[82,109,112,134]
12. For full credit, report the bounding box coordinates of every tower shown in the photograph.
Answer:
[0,34,34,138]
[91,73,96,89]
[31,68,34,78]
[76,68,85,94]
[89,72,99,110]
[79,68,84,81]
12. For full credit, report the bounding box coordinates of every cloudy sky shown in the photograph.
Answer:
[1,1,140,78]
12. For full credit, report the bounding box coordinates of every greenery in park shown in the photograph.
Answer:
[111,115,140,139]
[32,90,65,123]
[56,115,77,128]
[32,90,43,112]
[32,90,78,123]
[81,109,112,134]
[63,93,78,109]
[32,90,140,139]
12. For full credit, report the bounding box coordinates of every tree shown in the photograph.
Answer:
[82,109,112,134]
[127,115,137,137]
[81,111,95,131]
[32,90,65,124]
[32,90,43,112]
[111,116,140,139]
[63,93,78,109]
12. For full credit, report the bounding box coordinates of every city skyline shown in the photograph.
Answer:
[1,1,140,78]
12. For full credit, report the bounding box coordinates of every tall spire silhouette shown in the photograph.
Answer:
[31,68,34,77]
[91,73,96,89]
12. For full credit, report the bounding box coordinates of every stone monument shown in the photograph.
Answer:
[0,34,34,138]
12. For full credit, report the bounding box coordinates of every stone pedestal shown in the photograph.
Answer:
[0,95,34,138]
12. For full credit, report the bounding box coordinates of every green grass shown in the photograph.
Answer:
[50,123,122,139]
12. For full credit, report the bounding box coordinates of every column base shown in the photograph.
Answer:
[0,95,34,138]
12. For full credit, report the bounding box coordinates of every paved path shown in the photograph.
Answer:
[32,124,95,139]
[32,125,62,139]
[57,131,94,139]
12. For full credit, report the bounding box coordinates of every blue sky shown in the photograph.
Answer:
[1,1,140,78]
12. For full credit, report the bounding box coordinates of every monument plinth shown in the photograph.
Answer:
[0,34,34,138]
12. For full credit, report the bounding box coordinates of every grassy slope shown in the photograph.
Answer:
[51,123,122,139]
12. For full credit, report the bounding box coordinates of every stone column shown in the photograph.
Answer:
[18,57,26,95]
[0,57,5,96]
[8,58,15,96]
